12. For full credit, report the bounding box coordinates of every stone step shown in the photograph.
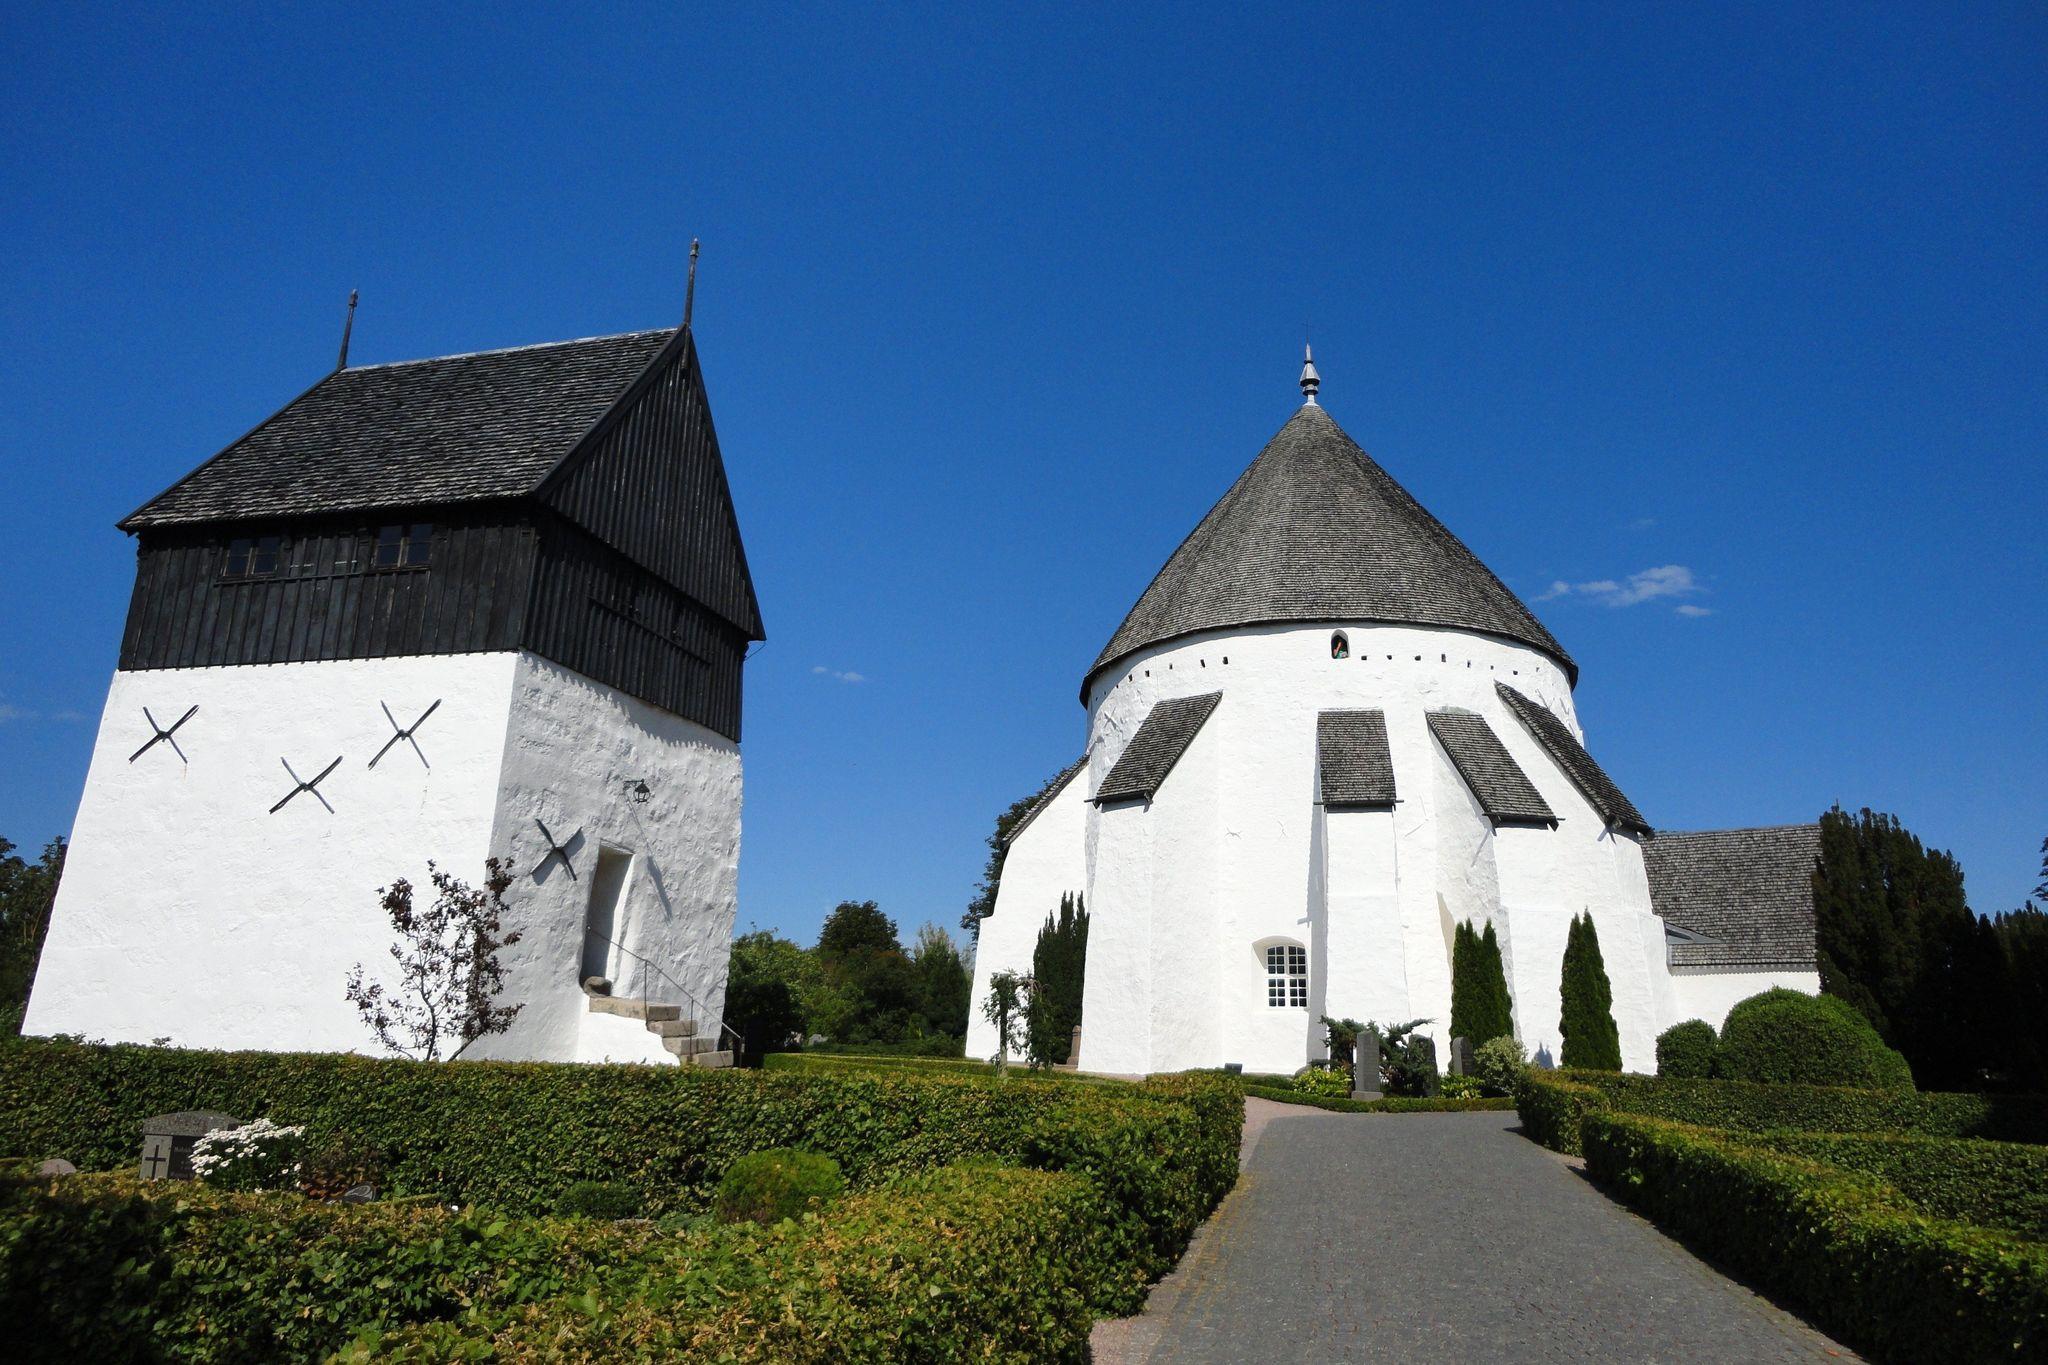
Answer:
[663,1033,722,1057]
[687,1050,734,1069]
[586,996,682,1023]
[645,1017,698,1039]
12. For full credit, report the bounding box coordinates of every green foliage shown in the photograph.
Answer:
[763,1052,1115,1084]
[963,766,1077,939]
[1365,1019,1439,1097]
[1558,911,1622,1070]
[1291,1065,1352,1098]
[1439,1074,1484,1099]
[1027,894,1088,1067]
[1450,920,1514,1048]
[811,902,920,1045]
[982,970,1029,1067]
[1242,1084,1515,1114]
[1655,1020,1718,1080]
[1715,988,1914,1090]
[1472,1035,1527,1098]
[726,929,818,1063]
[1583,1113,2048,1364]
[816,900,901,962]
[556,1180,642,1220]
[189,1118,307,1192]
[1320,1016,1366,1069]
[345,858,521,1062]
[1749,1131,2048,1241]
[799,1035,966,1058]
[910,922,972,1042]
[1514,1067,2048,1157]
[713,1148,844,1225]
[0,837,63,1038]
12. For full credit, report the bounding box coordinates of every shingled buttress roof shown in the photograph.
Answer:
[1427,709,1556,826]
[1317,710,1396,807]
[1495,683,1651,836]
[1088,404,1572,696]
[1095,692,1222,803]
[1644,825,1821,971]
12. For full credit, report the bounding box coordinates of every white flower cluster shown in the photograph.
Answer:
[190,1118,307,1185]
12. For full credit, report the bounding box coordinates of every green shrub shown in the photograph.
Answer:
[713,1149,843,1225]
[1583,1112,2048,1363]
[1655,1020,1717,1079]
[1243,1084,1513,1114]
[1472,1036,1527,1098]
[1439,1074,1484,1100]
[1291,1065,1352,1098]
[1715,989,1914,1090]
[1515,1067,2048,1156]
[556,1180,642,1220]
[1749,1131,2048,1241]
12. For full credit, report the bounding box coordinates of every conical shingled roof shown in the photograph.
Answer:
[1088,405,1574,693]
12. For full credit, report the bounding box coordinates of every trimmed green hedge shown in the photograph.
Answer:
[761,1051,1112,1083]
[1654,1020,1717,1079]
[1583,1113,2048,1363]
[1715,988,1914,1090]
[1750,1131,2048,1242]
[1243,1084,1514,1115]
[0,1037,1224,1232]
[0,1162,1118,1363]
[1516,1067,2048,1156]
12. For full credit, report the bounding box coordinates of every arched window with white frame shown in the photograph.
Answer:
[1263,941,1308,1009]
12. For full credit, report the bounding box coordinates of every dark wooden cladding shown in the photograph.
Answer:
[539,330,762,640]
[119,512,535,672]
[524,513,746,741]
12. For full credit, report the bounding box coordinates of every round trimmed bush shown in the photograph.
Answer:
[556,1179,641,1219]
[1472,1035,1527,1097]
[1292,1065,1352,1098]
[1655,1020,1719,1079]
[1713,989,1914,1090]
[713,1148,844,1225]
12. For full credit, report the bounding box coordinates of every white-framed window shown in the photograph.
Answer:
[1264,942,1308,1008]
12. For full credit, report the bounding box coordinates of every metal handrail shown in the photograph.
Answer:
[586,928,744,1052]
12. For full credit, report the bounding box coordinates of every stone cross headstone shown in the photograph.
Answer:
[139,1111,244,1181]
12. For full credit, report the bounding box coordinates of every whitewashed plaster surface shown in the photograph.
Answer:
[968,619,1814,1078]
[26,651,742,1065]
[964,772,1088,1063]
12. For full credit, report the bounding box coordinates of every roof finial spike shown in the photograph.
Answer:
[336,289,358,371]
[1299,341,1320,406]
[682,239,700,330]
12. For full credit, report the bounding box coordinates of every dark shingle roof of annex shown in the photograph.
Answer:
[1317,710,1396,807]
[1645,824,1821,971]
[1095,692,1221,804]
[1427,709,1556,826]
[1496,684,1651,836]
[122,328,678,528]
[1086,404,1574,698]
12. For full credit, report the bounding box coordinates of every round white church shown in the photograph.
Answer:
[967,356,1822,1077]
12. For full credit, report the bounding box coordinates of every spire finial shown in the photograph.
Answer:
[683,239,700,329]
[336,289,358,371]
[1299,341,1320,405]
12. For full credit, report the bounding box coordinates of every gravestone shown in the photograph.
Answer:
[341,1182,378,1204]
[1449,1036,1475,1077]
[36,1159,76,1177]
[1061,1025,1083,1070]
[139,1111,244,1181]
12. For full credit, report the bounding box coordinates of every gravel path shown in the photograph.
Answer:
[1093,1100,1857,1364]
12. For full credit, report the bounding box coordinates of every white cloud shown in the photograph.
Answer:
[0,702,32,723]
[811,666,867,684]
[1629,516,1658,530]
[1674,604,1714,618]
[1538,564,1704,609]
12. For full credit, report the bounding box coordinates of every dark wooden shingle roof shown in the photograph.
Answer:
[1644,825,1820,971]
[1095,692,1221,803]
[1088,404,1573,696]
[123,329,677,529]
[1427,709,1556,825]
[1495,683,1651,835]
[1317,710,1396,807]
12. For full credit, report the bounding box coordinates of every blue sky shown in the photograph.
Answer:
[2,4,2043,941]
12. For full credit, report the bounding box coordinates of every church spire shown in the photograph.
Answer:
[1299,343,1320,405]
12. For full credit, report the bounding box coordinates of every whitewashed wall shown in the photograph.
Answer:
[963,771,1088,1063]
[1669,968,1824,1036]
[25,655,519,1051]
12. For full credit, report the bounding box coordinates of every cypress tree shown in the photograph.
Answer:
[1448,921,1482,1044]
[1026,893,1089,1066]
[1477,921,1514,1043]
[1559,911,1622,1070]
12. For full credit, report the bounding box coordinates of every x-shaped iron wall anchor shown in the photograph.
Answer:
[368,698,442,769]
[129,705,198,763]
[532,817,581,879]
[270,756,343,814]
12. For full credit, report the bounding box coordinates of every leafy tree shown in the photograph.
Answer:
[817,900,901,962]
[982,969,1030,1073]
[909,922,971,1040]
[1025,893,1088,1066]
[963,765,1079,939]
[345,859,521,1061]
[1450,920,1514,1047]
[1558,911,1622,1070]
[0,836,64,1037]
[1987,837,2048,1090]
[726,929,815,1064]
[811,900,918,1044]
[1814,806,1998,1089]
